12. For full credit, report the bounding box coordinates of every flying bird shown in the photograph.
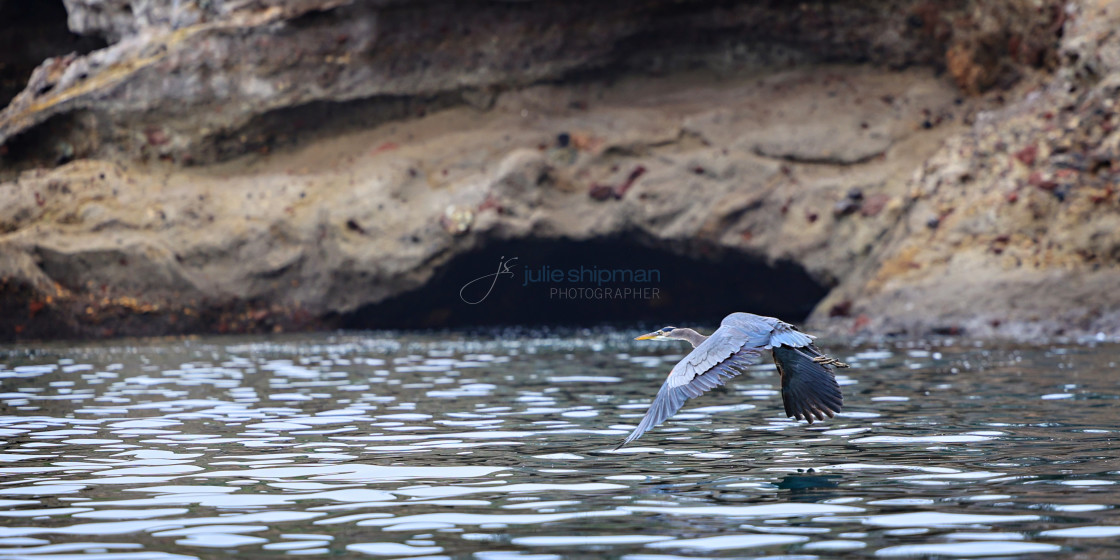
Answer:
[617,312,848,448]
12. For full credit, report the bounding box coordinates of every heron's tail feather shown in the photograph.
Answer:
[772,345,843,423]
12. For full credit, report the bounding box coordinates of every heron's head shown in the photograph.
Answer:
[635,326,679,341]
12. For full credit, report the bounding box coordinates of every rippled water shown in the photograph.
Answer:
[1,330,1119,559]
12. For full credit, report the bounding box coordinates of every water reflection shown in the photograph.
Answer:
[776,472,842,498]
[1,333,1119,558]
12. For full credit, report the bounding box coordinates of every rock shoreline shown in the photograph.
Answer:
[2,0,1117,341]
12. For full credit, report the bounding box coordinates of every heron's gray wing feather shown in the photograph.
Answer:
[772,344,843,423]
[617,347,761,448]
[671,313,775,385]
[767,320,816,348]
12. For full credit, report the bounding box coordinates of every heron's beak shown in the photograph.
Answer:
[634,332,660,341]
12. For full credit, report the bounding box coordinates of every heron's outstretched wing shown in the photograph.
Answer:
[617,313,843,448]
[616,345,762,449]
[734,314,842,422]
[772,344,843,423]
[674,313,771,377]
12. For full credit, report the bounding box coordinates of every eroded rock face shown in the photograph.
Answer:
[0,66,964,339]
[811,0,1120,338]
[62,0,202,41]
[2,0,1111,341]
[1,0,1051,168]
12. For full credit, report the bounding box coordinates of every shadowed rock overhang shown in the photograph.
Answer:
[341,238,830,330]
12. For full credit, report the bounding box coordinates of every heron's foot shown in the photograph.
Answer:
[812,355,850,368]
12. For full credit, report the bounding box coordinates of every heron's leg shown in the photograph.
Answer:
[791,346,850,369]
[811,355,850,368]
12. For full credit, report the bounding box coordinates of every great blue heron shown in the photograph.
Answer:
[617,312,848,448]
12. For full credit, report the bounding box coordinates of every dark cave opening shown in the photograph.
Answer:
[0,0,107,109]
[342,238,831,331]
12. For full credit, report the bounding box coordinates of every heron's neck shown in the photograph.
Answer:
[676,328,708,348]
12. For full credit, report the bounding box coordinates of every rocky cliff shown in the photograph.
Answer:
[0,0,1115,341]
[812,0,1120,338]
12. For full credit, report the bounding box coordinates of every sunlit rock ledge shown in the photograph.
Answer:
[0,0,1117,341]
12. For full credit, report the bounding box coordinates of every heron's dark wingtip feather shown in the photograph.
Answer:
[773,345,843,423]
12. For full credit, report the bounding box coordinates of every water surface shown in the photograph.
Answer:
[2,331,1119,559]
